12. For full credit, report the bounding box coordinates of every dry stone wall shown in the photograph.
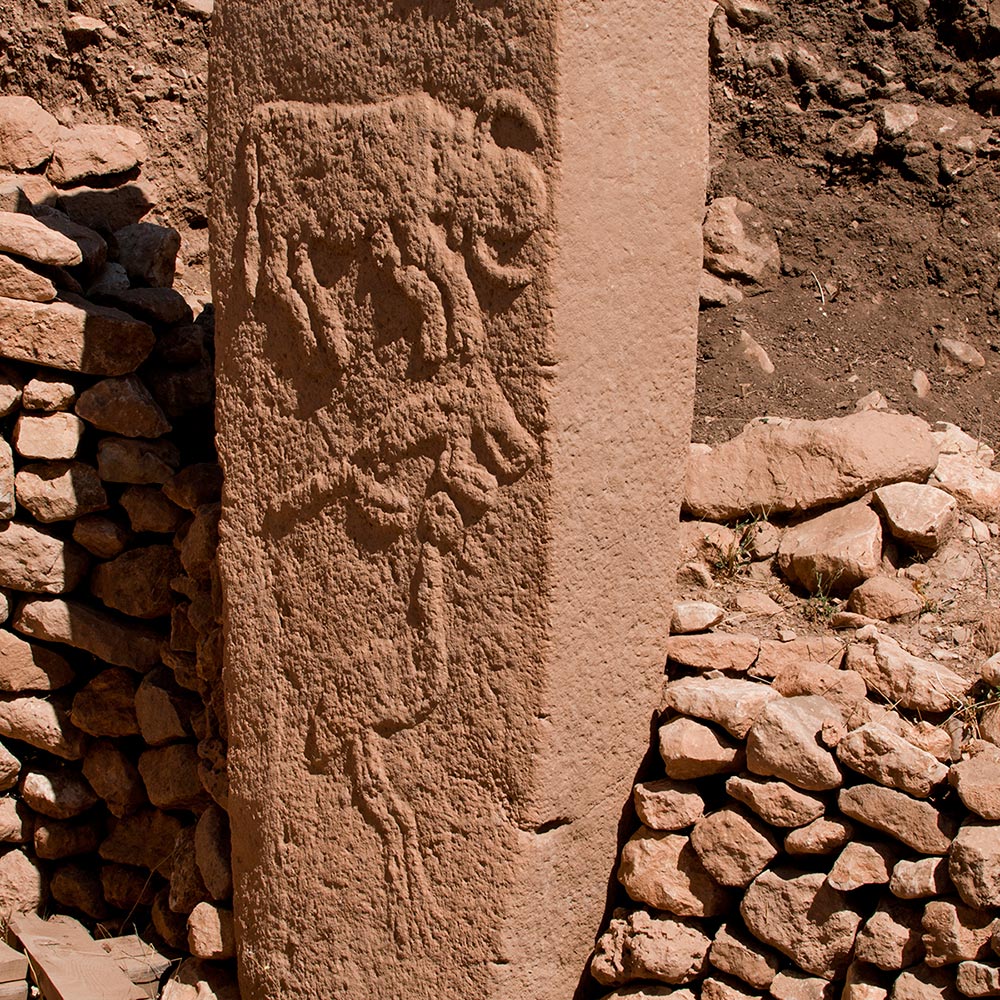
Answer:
[0,94,233,994]
[594,413,1000,1000]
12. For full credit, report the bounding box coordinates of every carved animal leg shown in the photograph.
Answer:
[371,224,448,364]
[440,437,500,514]
[399,221,486,355]
[348,731,439,948]
[290,245,351,368]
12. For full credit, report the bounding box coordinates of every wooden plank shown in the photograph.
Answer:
[8,914,146,1000]
[97,936,170,986]
[0,941,27,983]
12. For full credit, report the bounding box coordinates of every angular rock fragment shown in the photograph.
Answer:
[120,485,186,533]
[0,294,154,374]
[777,501,883,596]
[34,817,102,860]
[702,197,780,285]
[949,821,1000,909]
[840,784,956,854]
[922,900,995,966]
[59,180,156,232]
[950,744,1000,821]
[99,808,183,876]
[847,577,925,621]
[592,908,711,987]
[740,867,861,979]
[82,740,146,818]
[666,633,760,673]
[931,454,1000,520]
[873,482,959,551]
[71,513,128,558]
[855,897,925,970]
[957,962,1000,997]
[162,463,223,511]
[661,676,777,738]
[617,827,730,917]
[709,922,781,989]
[169,825,209,914]
[70,668,140,737]
[96,435,179,484]
[139,744,209,812]
[684,412,939,521]
[659,716,744,779]
[90,544,181,619]
[0,521,88,595]
[836,723,949,797]
[49,863,107,917]
[195,805,232,901]
[0,848,46,916]
[31,206,106,276]
[771,661,866,716]
[746,695,844,791]
[891,857,951,900]
[770,970,837,1000]
[0,211,81,266]
[20,767,97,819]
[702,976,762,1000]
[0,630,72,691]
[187,901,235,960]
[75,374,171,438]
[47,124,147,186]
[14,461,107,522]
[725,773,826,827]
[12,411,82,460]
[0,798,31,843]
[828,841,898,891]
[115,222,180,287]
[670,600,725,634]
[13,597,163,670]
[632,779,704,831]
[784,816,853,855]
[0,254,55,303]
[0,695,85,759]
[690,805,779,887]
[0,96,60,171]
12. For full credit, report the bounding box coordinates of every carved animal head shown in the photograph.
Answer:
[465,89,548,288]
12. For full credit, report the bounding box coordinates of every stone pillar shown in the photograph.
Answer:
[209,3,707,998]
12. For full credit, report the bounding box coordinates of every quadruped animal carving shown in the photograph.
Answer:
[234,91,547,946]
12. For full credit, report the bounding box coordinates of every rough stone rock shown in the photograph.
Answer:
[660,716,745,779]
[633,779,704,831]
[0,798,31,843]
[71,513,129,558]
[771,661,866,716]
[701,269,744,308]
[0,294,154,375]
[99,808,183,876]
[120,485,186,534]
[20,767,97,819]
[152,886,188,950]
[47,124,147,186]
[90,544,181,619]
[0,521,87,596]
[740,867,861,979]
[836,723,948,797]
[30,206,106,276]
[892,966,962,1000]
[82,740,146,818]
[845,631,969,712]
[139,744,209,812]
[195,805,232,901]
[842,962,891,1000]
[101,863,157,909]
[931,454,1000,520]
[937,339,986,374]
[617,827,730,917]
[0,743,19,791]
[746,695,844,791]
[828,841,899,891]
[75,374,171,438]
[671,600,725,634]
[777,501,883,596]
[725,774,826,827]
[169,825,209,914]
[661,676,778,738]
[591,909,712,987]
[186,902,236,960]
[70,668,139,737]
[163,463,223,512]
[690,805,779,887]
[12,411,82,460]
[784,816,853,855]
[49,863,107,917]
[666,633,760,673]
[702,977,762,1000]
[684,412,939,522]
[0,211,81,267]
[840,784,956,854]
[770,971,837,1000]
[922,900,996,966]
[855,898,925,970]
[847,577,925,620]
[0,254,55,303]
[13,597,163,670]
[735,591,782,616]
[709,922,781,989]
[0,97,59,171]
[0,629,72,691]
[949,821,1000,909]
[0,367,21,419]
[21,374,74,412]
[891,857,951,900]
[957,962,1000,997]
[96,436,180,484]
[933,424,994,468]
[115,222,180,288]
[718,0,774,28]
[15,461,107,522]
[110,286,193,326]
[703,197,780,285]
[873,483,959,551]
[0,848,46,916]
[87,261,130,299]
[34,817,102,860]
[59,178,157,231]
[950,744,1000,820]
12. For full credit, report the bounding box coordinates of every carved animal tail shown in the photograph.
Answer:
[348,731,440,950]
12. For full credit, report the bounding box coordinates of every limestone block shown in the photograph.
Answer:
[684,412,939,521]
[632,779,704,831]
[689,805,779,887]
[210,3,707,995]
[724,773,826,827]
[873,482,959,550]
[839,784,957,854]
[70,668,140,737]
[47,124,147,187]
[0,254,55,303]
[0,212,81,266]
[0,97,60,171]
[0,521,87,594]
[660,675,778,738]
[114,223,181,288]
[75,374,171,438]
[22,373,76,412]
[950,743,1000,820]
[12,412,83,461]
[709,922,781,989]
[836,722,949,797]
[949,820,1000,909]
[14,461,107,523]
[0,630,73,691]
[20,768,97,820]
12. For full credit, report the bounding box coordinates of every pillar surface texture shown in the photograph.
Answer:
[208,3,707,997]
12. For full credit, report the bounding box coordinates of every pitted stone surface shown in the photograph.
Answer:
[209,3,708,997]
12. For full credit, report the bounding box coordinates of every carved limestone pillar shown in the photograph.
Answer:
[209,2,708,997]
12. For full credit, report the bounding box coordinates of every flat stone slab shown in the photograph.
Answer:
[0,293,154,374]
